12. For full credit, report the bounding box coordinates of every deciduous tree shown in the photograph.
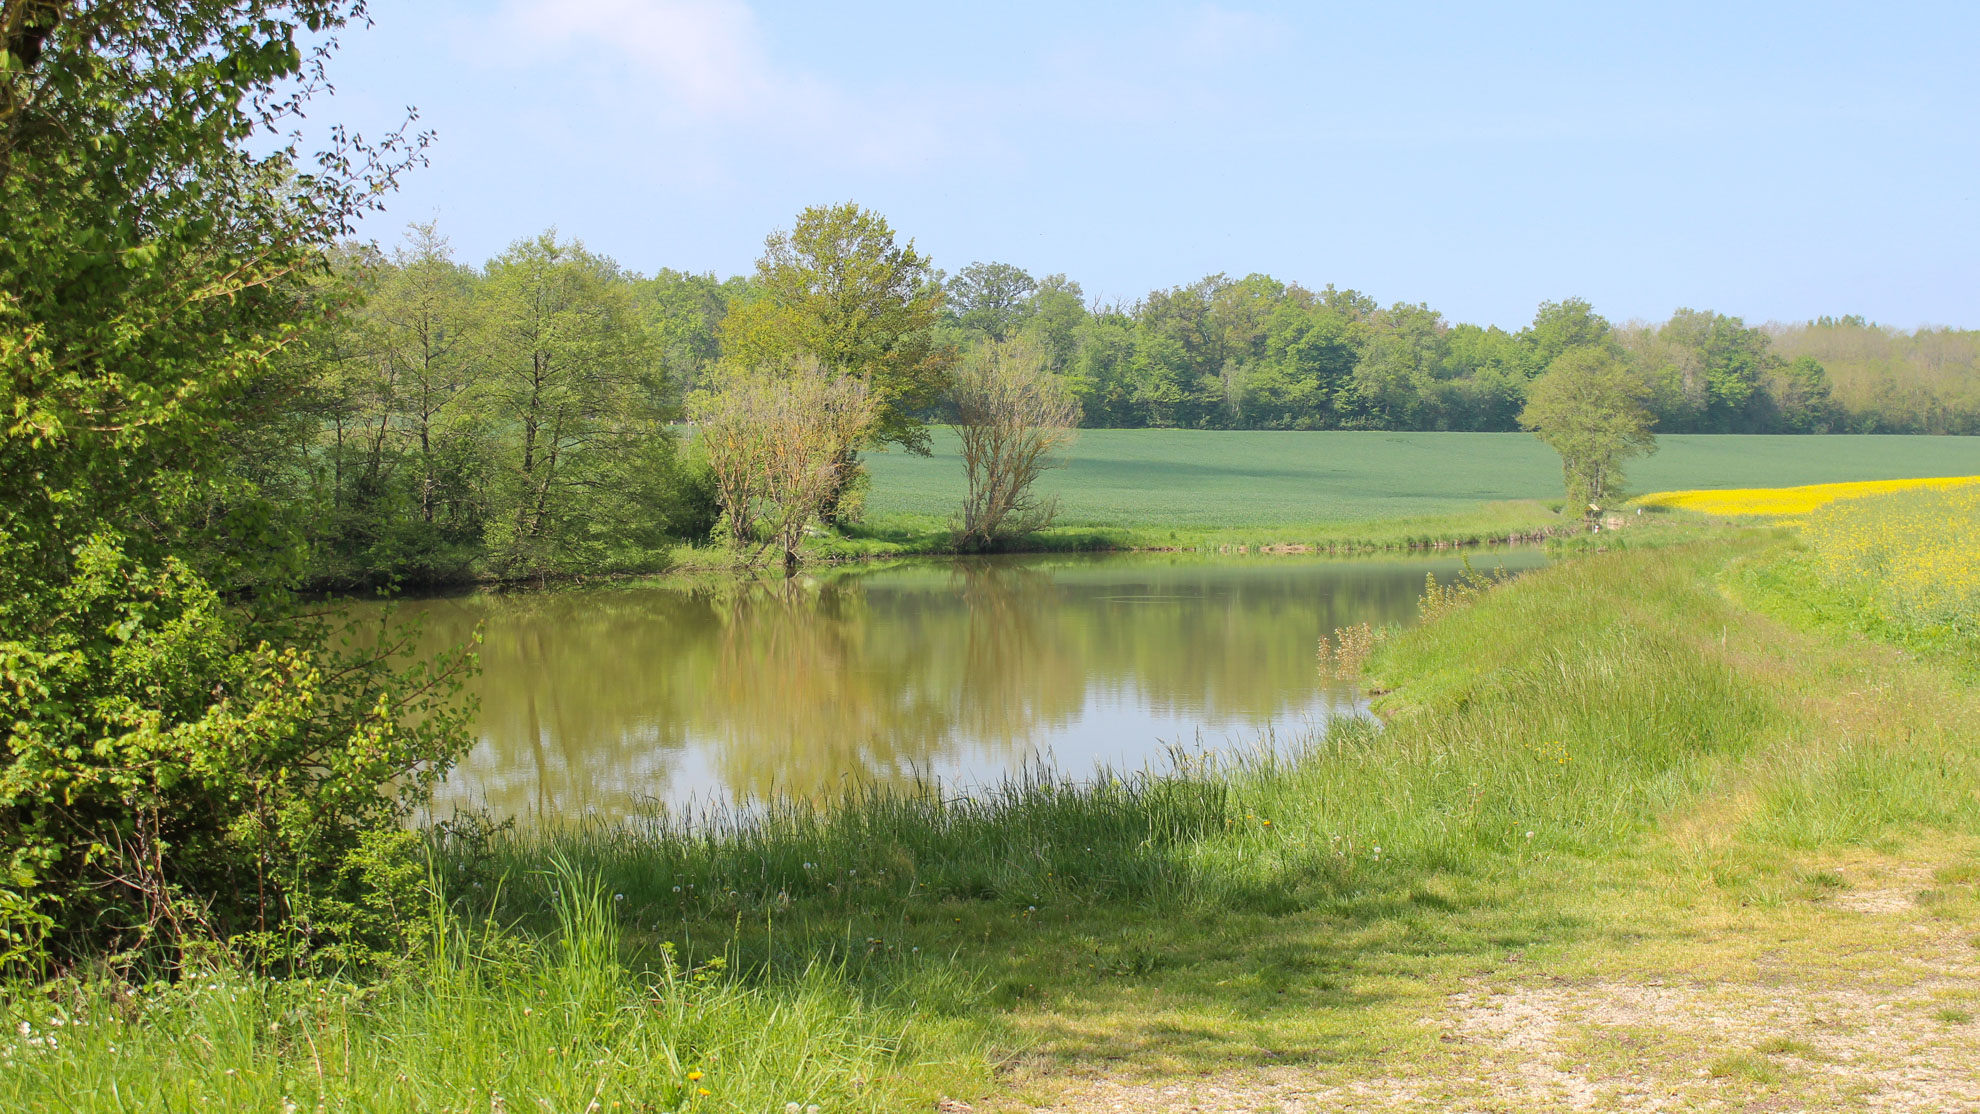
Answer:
[946,261,1037,341]
[719,203,951,520]
[689,357,878,574]
[478,232,658,576]
[1519,349,1658,518]
[950,338,1080,549]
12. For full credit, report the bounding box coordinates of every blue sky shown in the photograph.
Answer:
[319,1,1978,329]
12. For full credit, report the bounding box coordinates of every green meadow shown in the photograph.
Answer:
[863,430,1980,528]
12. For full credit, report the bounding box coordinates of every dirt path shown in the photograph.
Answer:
[998,852,1979,1113]
[960,546,1980,1114]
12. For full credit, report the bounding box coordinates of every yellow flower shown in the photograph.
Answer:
[1634,475,1980,517]
[687,1071,704,1082]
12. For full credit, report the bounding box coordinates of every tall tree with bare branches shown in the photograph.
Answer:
[689,356,879,574]
[949,338,1081,550]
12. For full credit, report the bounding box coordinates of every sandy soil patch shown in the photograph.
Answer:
[1011,865,1979,1114]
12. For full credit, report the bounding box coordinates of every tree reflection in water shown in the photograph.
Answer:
[376,551,1545,820]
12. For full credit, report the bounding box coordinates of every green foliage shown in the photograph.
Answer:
[1520,348,1658,514]
[635,266,746,401]
[279,231,488,587]
[1770,355,1838,433]
[1522,297,1616,372]
[908,276,1980,436]
[0,528,474,967]
[0,2,473,966]
[945,260,1039,341]
[720,202,952,455]
[244,226,716,588]
[477,232,668,577]
[1620,307,1776,432]
[1769,317,1980,434]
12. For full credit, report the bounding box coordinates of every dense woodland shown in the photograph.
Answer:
[260,221,1980,585]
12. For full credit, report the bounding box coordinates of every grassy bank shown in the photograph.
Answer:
[10,507,1980,1110]
[826,499,1571,558]
[653,501,1575,573]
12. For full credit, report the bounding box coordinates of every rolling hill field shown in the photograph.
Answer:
[863,430,1979,528]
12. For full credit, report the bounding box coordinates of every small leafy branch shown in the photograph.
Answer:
[1417,559,1513,624]
[1319,621,1383,681]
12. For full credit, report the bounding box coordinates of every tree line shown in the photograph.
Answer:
[263,206,1081,585]
[248,225,718,589]
[886,273,1977,436]
[641,263,1980,437]
[268,215,1978,586]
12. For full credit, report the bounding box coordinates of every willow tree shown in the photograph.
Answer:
[950,338,1080,549]
[719,203,951,521]
[690,356,878,574]
[1519,348,1657,518]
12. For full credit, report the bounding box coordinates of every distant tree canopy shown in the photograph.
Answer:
[917,270,1978,436]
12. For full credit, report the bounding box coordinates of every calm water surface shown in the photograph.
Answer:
[383,551,1545,820]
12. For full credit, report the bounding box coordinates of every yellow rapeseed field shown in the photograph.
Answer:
[1798,485,1980,632]
[1633,475,1980,516]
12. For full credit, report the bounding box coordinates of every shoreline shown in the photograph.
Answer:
[316,508,1587,598]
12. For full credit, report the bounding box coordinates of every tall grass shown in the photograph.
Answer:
[0,864,937,1112]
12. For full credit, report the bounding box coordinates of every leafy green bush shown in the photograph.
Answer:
[0,3,470,969]
[0,533,472,968]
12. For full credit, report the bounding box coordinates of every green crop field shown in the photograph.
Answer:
[862,430,1979,529]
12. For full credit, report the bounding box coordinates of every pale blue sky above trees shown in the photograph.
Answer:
[322,0,1978,329]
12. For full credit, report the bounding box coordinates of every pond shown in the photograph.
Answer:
[376,550,1546,821]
